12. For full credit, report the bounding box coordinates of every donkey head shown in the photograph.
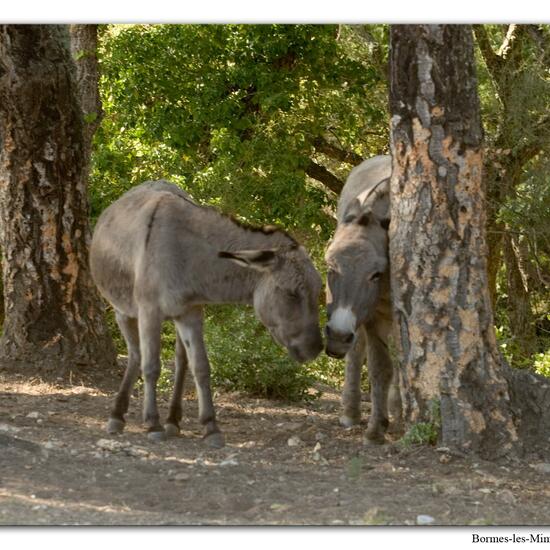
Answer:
[324,187,390,358]
[219,245,323,363]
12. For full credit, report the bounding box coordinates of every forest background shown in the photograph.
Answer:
[78,23,550,401]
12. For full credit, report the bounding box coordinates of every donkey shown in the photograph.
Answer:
[90,180,323,447]
[324,155,401,444]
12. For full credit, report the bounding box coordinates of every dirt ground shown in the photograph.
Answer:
[1,362,550,526]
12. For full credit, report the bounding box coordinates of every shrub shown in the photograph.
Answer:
[205,305,319,401]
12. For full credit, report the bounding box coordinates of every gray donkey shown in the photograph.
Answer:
[324,155,401,443]
[90,181,323,447]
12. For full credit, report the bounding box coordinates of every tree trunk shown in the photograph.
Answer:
[0,25,116,373]
[473,25,546,351]
[483,156,505,312]
[503,231,537,359]
[388,24,550,459]
[69,24,102,164]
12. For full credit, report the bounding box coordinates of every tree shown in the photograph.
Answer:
[0,25,116,373]
[474,25,550,359]
[389,24,550,459]
[92,24,389,243]
[69,24,103,166]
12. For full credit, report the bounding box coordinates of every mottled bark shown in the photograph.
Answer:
[389,24,550,459]
[69,24,102,164]
[0,25,116,372]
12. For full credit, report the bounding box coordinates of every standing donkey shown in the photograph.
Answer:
[90,181,323,447]
[324,155,401,444]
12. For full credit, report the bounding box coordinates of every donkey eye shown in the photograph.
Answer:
[370,272,382,281]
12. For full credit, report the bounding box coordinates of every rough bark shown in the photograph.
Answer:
[0,25,116,373]
[389,24,550,459]
[69,24,102,165]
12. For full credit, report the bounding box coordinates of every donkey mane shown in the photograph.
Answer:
[225,214,298,247]
[167,185,298,247]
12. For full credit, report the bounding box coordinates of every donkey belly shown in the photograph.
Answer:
[90,251,138,317]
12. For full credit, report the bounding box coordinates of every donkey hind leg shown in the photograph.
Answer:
[340,325,367,428]
[106,311,141,435]
[364,328,393,444]
[174,307,224,448]
[387,366,404,437]
[138,307,166,442]
[164,330,189,437]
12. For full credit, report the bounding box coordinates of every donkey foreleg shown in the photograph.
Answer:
[106,311,141,435]
[364,327,393,444]
[340,325,367,428]
[164,331,189,437]
[174,308,224,448]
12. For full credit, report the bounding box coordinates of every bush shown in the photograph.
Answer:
[534,350,550,378]
[205,305,319,401]
[400,398,440,447]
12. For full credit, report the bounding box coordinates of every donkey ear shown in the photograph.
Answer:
[218,249,278,271]
[343,198,363,224]
[344,198,373,226]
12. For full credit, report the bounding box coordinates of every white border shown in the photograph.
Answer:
[1,0,550,23]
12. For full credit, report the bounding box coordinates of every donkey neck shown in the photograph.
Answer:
[189,212,295,305]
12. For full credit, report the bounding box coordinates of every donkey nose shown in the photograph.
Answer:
[342,332,354,344]
[325,345,346,359]
[325,325,354,344]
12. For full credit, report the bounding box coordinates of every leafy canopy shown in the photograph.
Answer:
[93,24,388,242]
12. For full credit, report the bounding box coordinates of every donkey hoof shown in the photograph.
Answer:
[339,415,360,428]
[364,431,387,445]
[204,432,225,449]
[164,423,180,438]
[106,417,125,435]
[147,430,167,443]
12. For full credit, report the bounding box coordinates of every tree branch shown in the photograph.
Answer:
[497,24,519,58]
[312,137,364,166]
[526,25,550,65]
[473,25,504,84]
[305,160,344,194]
[474,24,528,104]
[510,114,550,166]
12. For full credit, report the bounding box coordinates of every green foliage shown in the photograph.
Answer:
[91,24,548,404]
[91,24,387,239]
[498,156,550,299]
[400,399,440,447]
[400,422,439,447]
[534,349,550,378]
[83,112,98,124]
[90,24,383,401]
[205,305,318,401]
[476,24,550,367]
[495,325,533,370]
